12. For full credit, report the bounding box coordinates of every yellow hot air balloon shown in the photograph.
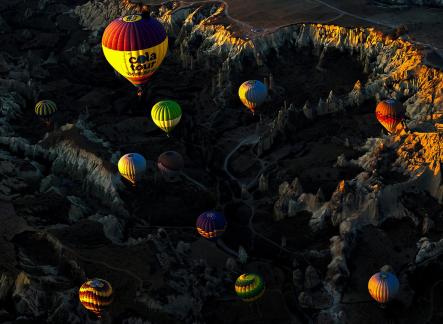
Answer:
[102,14,168,96]
[35,100,57,126]
[79,278,113,318]
[118,153,147,186]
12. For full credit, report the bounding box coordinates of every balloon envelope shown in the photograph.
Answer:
[238,80,268,113]
[35,100,57,117]
[235,273,265,302]
[196,211,227,240]
[375,99,405,133]
[151,100,182,134]
[118,153,147,186]
[102,14,168,90]
[79,278,113,318]
[368,271,399,304]
[158,151,184,177]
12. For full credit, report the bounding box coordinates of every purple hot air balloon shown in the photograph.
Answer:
[157,151,184,180]
[196,211,227,240]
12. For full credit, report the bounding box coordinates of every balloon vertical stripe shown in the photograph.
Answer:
[368,271,399,304]
[35,100,57,117]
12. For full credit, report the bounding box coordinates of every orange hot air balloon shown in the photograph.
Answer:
[375,99,405,133]
[368,271,399,304]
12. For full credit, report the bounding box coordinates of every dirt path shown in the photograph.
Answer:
[223,134,259,182]
[42,230,145,289]
[222,134,309,260]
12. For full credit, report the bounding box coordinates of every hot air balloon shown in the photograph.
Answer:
[368,271,399,304]
[157,151,184,180]
[375,99,405,133]
[118,153,147,186]
[151,100,182,135]
[35,100,57,126]
[196,211,227,240]
[102,14,168,96]
[238,80,268,114]
[235,273,265,302]
[79,278,113,318]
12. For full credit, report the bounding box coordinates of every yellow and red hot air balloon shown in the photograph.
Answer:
[79,278,113,318]
[102,14,168,96]
[368,271,399,305]
[375,99,405,133]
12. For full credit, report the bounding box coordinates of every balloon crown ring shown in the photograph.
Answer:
[122,14,143,23]
[90,279,105,288]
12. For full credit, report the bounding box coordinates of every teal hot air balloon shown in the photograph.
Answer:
[118,153,147,186]
[238,80,268,114]
[368,271,400,305]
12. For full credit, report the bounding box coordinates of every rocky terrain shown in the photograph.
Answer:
[0,0,442,323]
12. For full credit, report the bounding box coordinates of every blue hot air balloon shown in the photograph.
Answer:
[118,153,147,186]
[238,80,268,114]
[368,271,400,304]
[196,211,227,240]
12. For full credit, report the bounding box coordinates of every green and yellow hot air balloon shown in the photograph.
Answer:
[151,100,182,135]
[35,100,57,126]
[235,273,265,302]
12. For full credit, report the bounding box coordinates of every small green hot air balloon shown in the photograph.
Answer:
[151,100,182,135]
[35,100,57,126]
[235,273,265,302]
